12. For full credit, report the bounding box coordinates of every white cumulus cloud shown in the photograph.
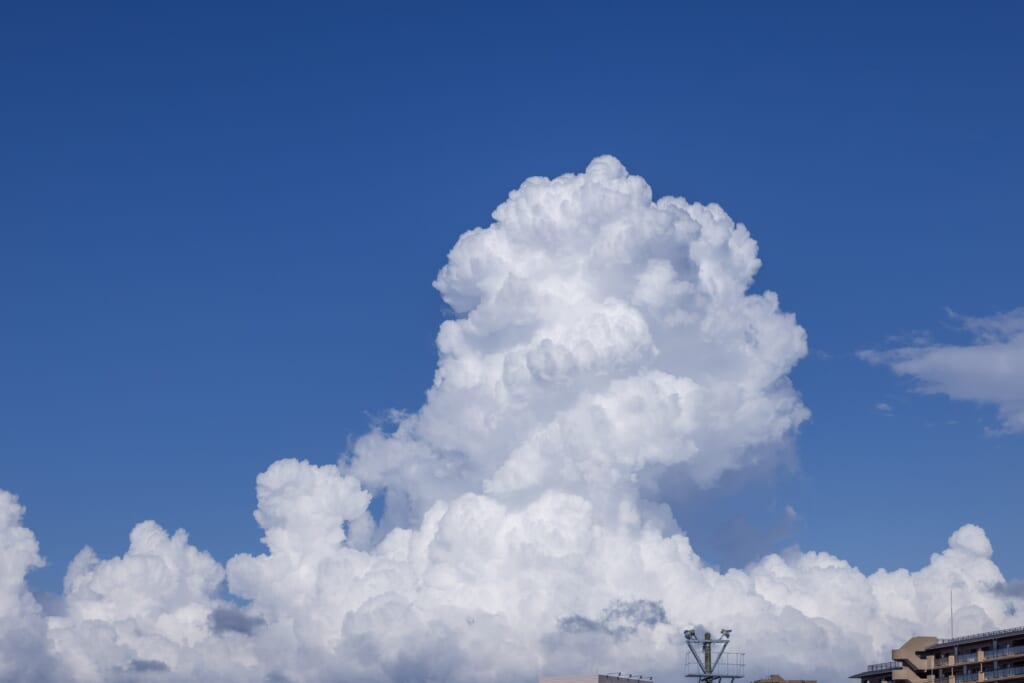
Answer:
[348,155,809,526]
[0,491,61,683]
[860,308,1024,432]
[2,158,1021,683]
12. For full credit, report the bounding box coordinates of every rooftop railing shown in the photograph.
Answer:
[936,627,1024,648]
[869,663,903,672]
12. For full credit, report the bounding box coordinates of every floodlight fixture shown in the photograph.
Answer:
[682,626,744,683]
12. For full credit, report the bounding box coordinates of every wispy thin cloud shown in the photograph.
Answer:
[860,308,1024,433]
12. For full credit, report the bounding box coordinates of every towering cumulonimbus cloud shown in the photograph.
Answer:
[347,155,809,530]
[1,157,1021,683]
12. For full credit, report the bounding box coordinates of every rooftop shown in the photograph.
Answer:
[851,662,902,679]
[925,626,1024,651]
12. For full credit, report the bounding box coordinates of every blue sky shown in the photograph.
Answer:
[2,1,1023,601]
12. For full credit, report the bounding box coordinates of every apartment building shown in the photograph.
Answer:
[852,626,1024,683]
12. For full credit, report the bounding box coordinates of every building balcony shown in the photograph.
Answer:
[956,665,1024,683]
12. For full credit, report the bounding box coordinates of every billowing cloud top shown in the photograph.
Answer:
[349,156,809,526]
[1,158,1020,683]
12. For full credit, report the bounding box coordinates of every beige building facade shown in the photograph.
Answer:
[852,626,1024,683]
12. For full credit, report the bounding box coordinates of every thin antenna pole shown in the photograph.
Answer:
[950,588,954,639]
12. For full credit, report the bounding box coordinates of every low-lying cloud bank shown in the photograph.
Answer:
[860,308,1024,433]
[2,158,1020,683]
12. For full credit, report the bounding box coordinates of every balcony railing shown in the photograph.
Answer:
[953,665,1024,683]
[953,646,1024,665]
[985,666,1024,682]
